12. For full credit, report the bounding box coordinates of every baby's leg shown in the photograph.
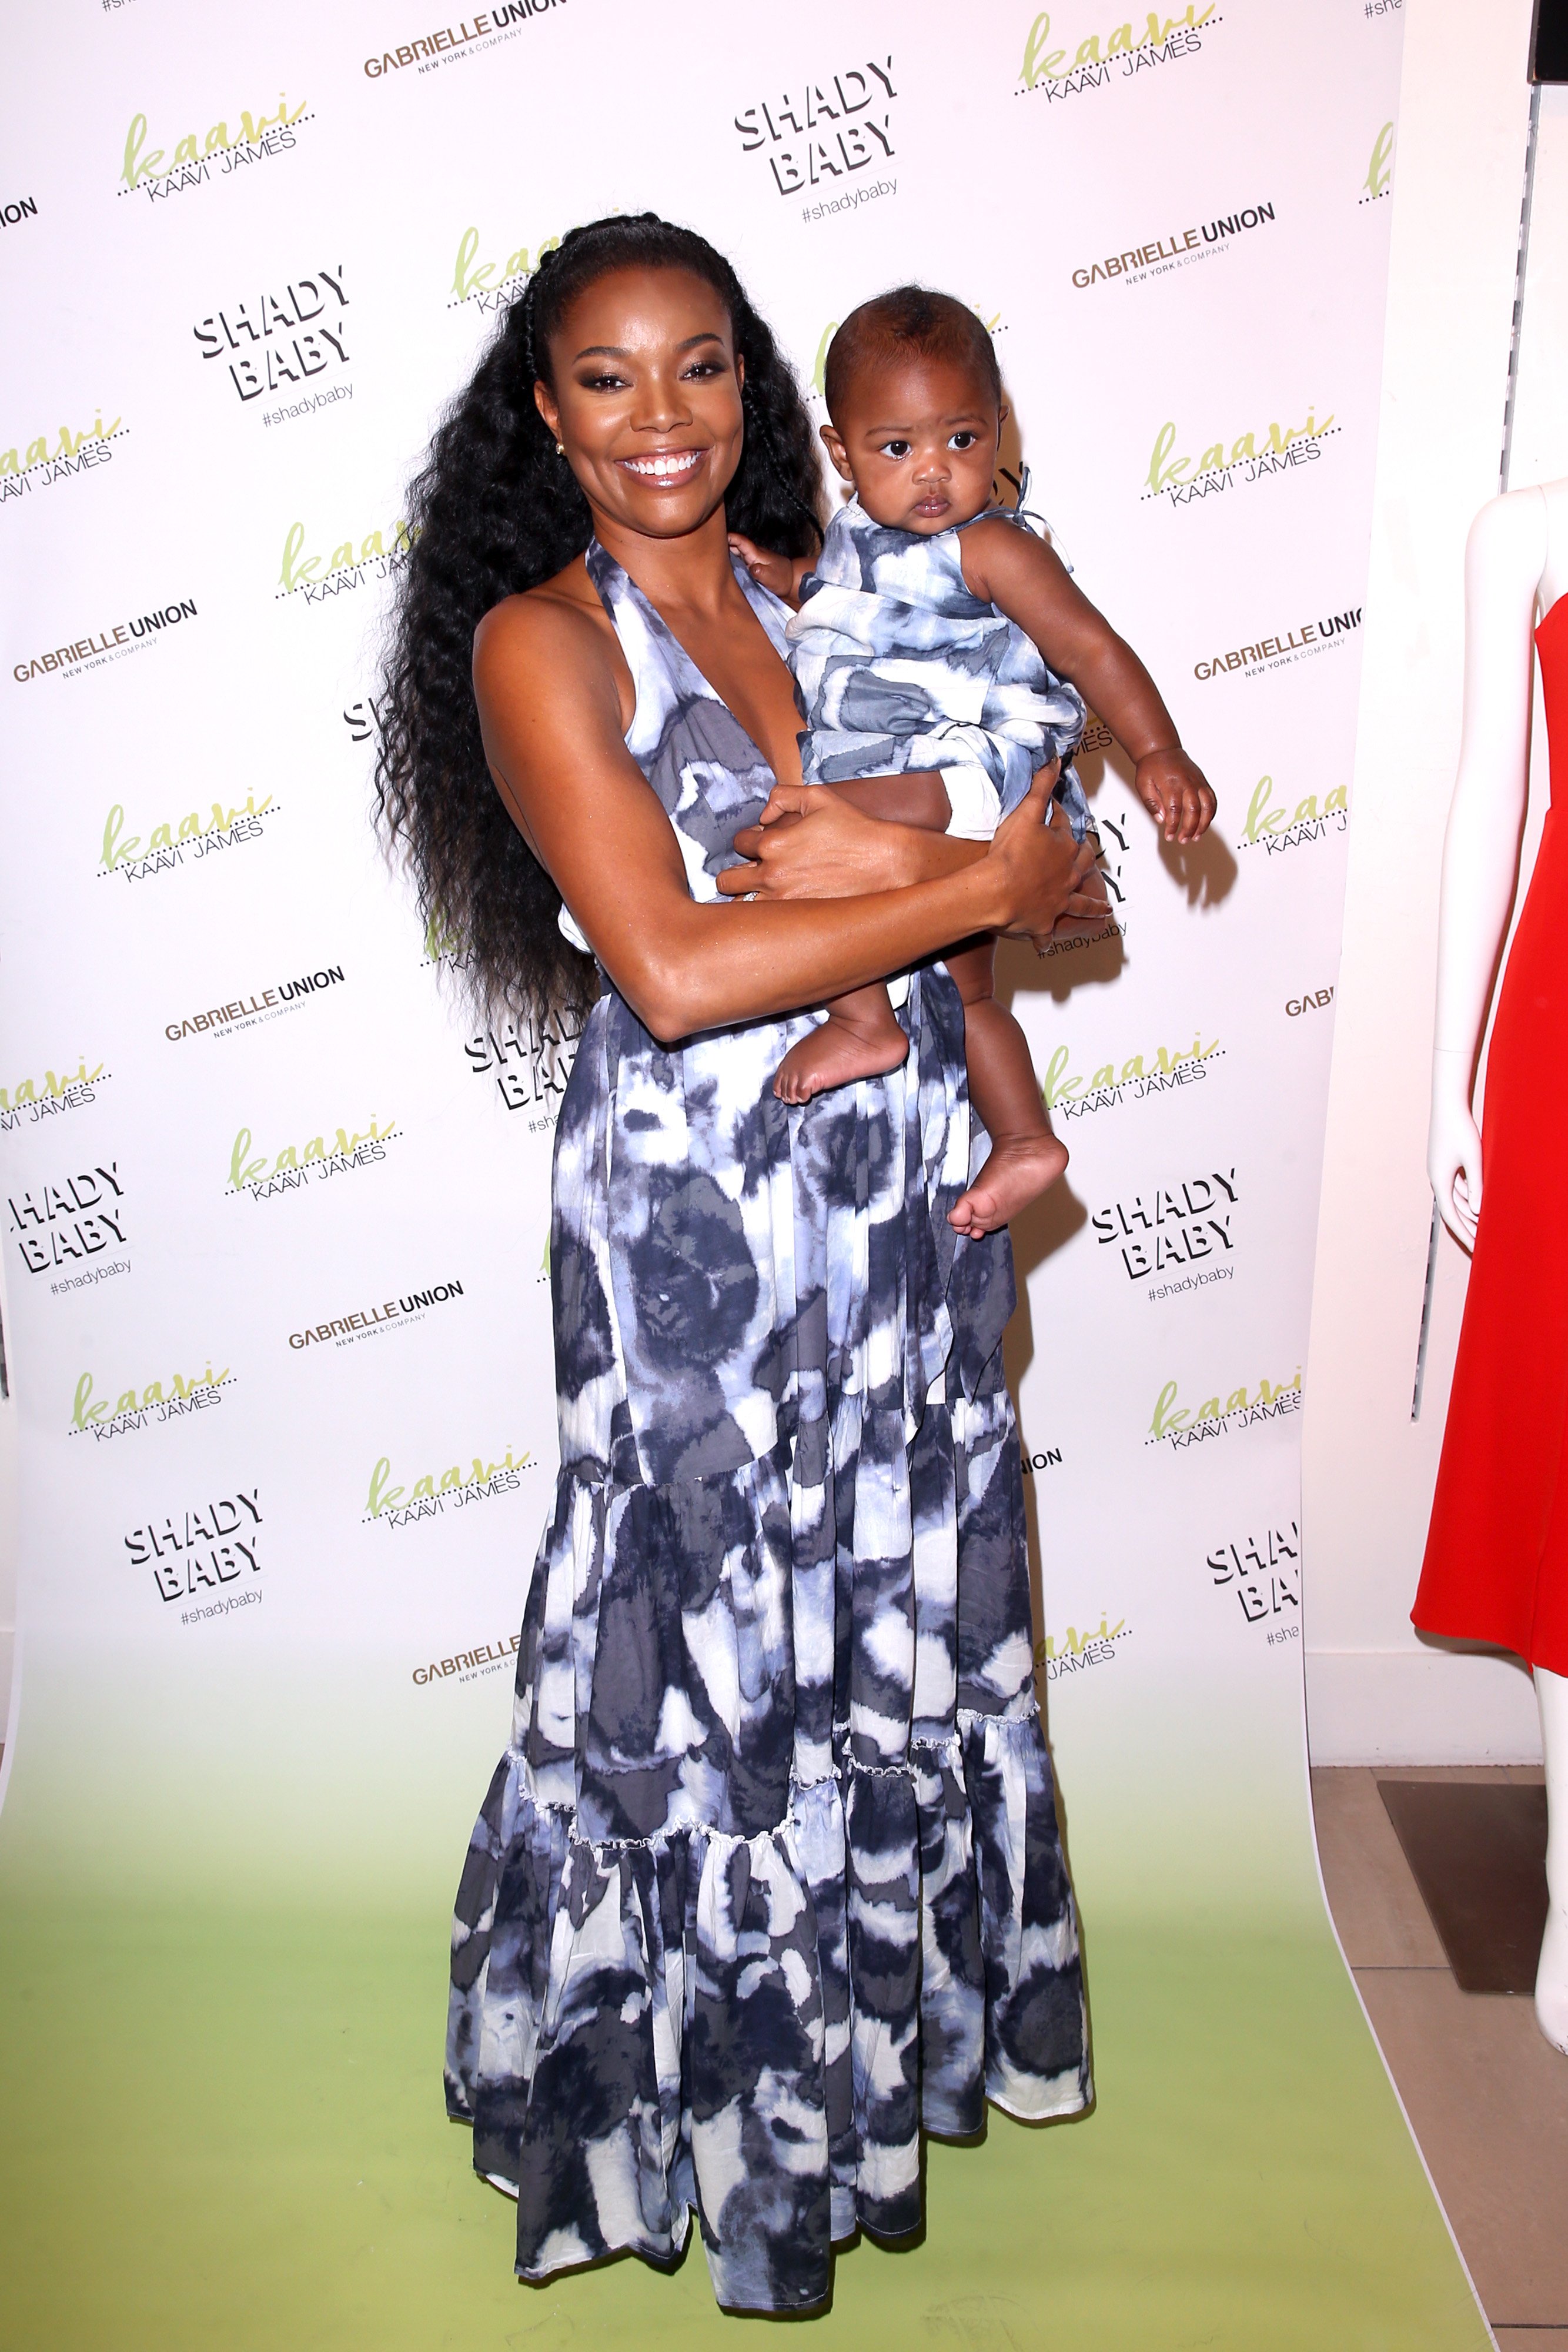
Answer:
[772,771,951,1104]
[773,981,910,1104]
[947,938,1068,1237]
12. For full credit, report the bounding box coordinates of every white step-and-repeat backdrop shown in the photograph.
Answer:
[0,6,1488,2348]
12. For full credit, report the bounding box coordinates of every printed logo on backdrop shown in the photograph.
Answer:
[1037,784,1132,959]
[101,789,277,886]
[278,514,414,606]
[193,265,350,423]
[1035,1613,1132,1685]
[1147,1366,1301,1450]
[1144,404,1339,509]
[1286,985,1335,1018]
[128,1489,262,1615]
[1208,1521,1299,1636]
[1,196,38,229]
[71,1357,232,1444]
[119,96,312,205]
[344,693,385,744]
[1093,1166,1237,1296]
[1241,773,1348,855]
[450,226,561,315]
[9,1161,129,1294]
[1042,1025,1222,1122]
[1017,7,1220,105]
[14,596,196,686]
[365,2,568,83]
[1195,606,1361,686]
[413,1630,521,1688]
[365,1441,534,1531]
[289,1279,462,1354]
[734,57,896,218]
[228,1114,398,1202]
[164,962,346,1046]
[1362,120,1394,205]
[467,1011,581,1127]
[1072,201,1274,293]
[1,1058,111,1135]
[1,409,124,507]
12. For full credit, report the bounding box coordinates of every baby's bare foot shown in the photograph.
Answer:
[774,1016,910,1103]
[949,1134,1068,1237]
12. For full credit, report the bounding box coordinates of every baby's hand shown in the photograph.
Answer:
[1134,749,1216,845]
[728,534,809,605]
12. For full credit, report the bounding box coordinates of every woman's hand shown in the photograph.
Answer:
[987,766,1103,950]
[719,781,901,902]
[1429,1060,1482,1248]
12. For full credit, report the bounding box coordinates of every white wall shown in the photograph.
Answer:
[1302,0,1559,1764]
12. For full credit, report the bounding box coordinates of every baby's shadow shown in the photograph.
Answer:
[1156,824,1238,910]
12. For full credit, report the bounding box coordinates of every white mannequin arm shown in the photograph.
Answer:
[1428,489,1545,1247]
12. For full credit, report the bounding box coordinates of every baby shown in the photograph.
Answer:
[733,286,1215,1237]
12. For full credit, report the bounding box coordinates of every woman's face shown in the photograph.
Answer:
[536,266,744,540]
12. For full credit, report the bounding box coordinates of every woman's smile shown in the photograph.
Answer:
[618,447,708,484]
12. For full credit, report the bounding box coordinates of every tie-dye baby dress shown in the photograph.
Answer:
[788,494,1092,842]
[443,540,1090,2315]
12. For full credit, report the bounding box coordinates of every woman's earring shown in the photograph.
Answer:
[554,442,565,457]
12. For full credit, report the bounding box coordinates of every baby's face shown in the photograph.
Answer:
[822,355,1004,534]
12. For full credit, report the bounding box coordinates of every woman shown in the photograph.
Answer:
[378,213,1098,2316]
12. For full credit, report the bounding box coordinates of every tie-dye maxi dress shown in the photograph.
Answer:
[444,542,1090,2315]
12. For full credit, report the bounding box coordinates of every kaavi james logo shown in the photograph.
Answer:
[1241,773,1348,853]
[365,1441,534,1530]
[1144,405,1339,508]
[101,791,275,883]
[1072,200,1273,290]
[364,1,569,82]
[1362,119,1394,206]
[289,1279,462,1352]
[227,1114,398,1201]
[1194,606,1360,684]
[127,1488,262,1608]
[1041,1027,1222,1121]
[1148,1366,1301,1449]
[467,1011,582,1124]
[1092,1166,1237,1289]
[1,1057,111,1134]
[14,596,196,686]
[118,96,312,204]
[1208,1521,1300,1632]
[9,1160,128,1288]
[71,1357,232,1443]
[193,265,349,407]
[0,409,124,506]
[734,56,897,198]
[1035,1611,1131,1683]
[1017,7,1219,104]
[163,962,346,1045]
[277,514,414,606]
[449,225,561,313]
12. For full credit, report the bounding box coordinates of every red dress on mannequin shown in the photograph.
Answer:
[1416,594,1568,1675]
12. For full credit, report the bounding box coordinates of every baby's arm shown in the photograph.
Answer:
[958,519,1215,844]
[727,533,816,608]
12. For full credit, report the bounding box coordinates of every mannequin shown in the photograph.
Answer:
[1422,478,1568,2055]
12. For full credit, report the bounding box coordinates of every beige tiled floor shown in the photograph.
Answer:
[1312,1765,1568,2338]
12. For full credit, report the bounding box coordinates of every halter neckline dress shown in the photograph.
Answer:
[444,540,1089,2314]
[1416,590,1568,1675]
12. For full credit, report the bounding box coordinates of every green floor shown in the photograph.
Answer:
[0,1893,1486,2350]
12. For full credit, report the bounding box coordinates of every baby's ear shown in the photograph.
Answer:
[819,424,854,482]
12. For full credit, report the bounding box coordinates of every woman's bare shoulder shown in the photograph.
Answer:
[472,554,627,719]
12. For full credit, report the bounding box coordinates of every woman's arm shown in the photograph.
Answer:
[473,595,1095,1043]
[958,519,1216,844]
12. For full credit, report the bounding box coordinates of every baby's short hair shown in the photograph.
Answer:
[823,287,1002,422]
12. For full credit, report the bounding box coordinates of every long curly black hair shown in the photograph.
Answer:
[376,212,824,1024]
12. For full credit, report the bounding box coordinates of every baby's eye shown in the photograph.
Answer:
[950,431,979,450]
[878,439,912,460]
